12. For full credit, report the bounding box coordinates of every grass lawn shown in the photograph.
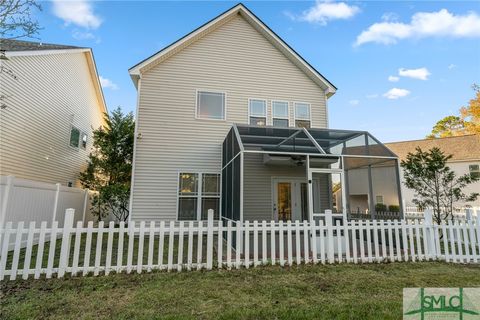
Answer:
[1,262,479,320]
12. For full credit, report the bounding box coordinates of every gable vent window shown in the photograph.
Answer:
[178,172,220,221]
[69,126,80,148]
[294,102,311,128]
[196,91,226,120]
[272,101,289,127]
[470,164,480,179]
[249,99,266,126]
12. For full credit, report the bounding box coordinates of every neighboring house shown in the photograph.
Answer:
[385,134,480,208]
[128,4,402,223]
[0,39,107,187]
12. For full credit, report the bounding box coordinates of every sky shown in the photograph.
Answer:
[30,0,480,142]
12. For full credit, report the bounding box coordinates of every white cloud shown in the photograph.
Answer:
[366,94,379,99]
[388,75,400,82]
[448,64,457,70]
[349,99,360,106]
[72,30,95,40]
[99,76,118,90]
[52,0,102,29]
[355,9,480,46]
[398,67,431,80]
[297,0,360,25]
[383,88,411,100]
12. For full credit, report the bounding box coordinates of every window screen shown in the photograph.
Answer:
[249,99,266,126]
[70,127,80,148]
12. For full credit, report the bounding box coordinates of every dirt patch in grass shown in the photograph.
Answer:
[1,262,479,320]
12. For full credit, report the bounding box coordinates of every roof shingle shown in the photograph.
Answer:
[0,39,83,52]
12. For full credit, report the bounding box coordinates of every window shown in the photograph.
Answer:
[178,172,220,220]
[272,101,289,127]
[67,181,73,187]
[69,126,80,148]
[375,195,384,204]
[81,132,87,149]
[249,99,266,126]
[294,102,311,128]
[470,164,480,179]
[196,91,225,120]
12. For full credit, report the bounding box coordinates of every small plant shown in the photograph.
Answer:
[375,203,387,212]
[388,205,400,212]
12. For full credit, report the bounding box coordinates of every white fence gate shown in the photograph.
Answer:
[1,208,479,281]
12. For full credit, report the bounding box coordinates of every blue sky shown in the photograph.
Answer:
[33,1,480,142]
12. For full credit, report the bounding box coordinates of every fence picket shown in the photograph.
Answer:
[206,211,213,270]
[217,221,223,268]
[226,221,232,269]
[279,221,285,266]
[235,221,241,269]
[408,221,415,262]
[253,221,258,267]
[336,221,343,263]
[394,220,402,262]
[455,220,464,263]
[10,222,24,280]
[187,221,194,271]
[295,221,301,265]
[365,220,372,263]
[0,222,12,281]
[34,221,46,279]
[344,221,350,263]
[461,221,470,262]
[400,220,408,262]
[468,220,477,263]
[94,221,104,276]
[72,221,83,276]
[158,221,165,269]
[358,220,365,263]
[380,220,387,261]
[303,221,309,264]
[287,221,293,266]
[351,220,357,264]
[117,222,125,273]
[448,220,457,262]
[105,222,114,275]
[168,221,175,271]
[421,219,430,261]
[262,221,267,265]
[319,221,326,264]
[270,220,276,265]
[244,221,250,269]
[414,220,423,261]
[148,221,155,272]
[433,223,441,261]
[58,209,74,278]
[387,220,394,262]
[441,222,449,262]
[311,220,318,264]
[177,221,184,272]
[46,221,57,279]
[22,222,35,279]
[372,220,379,263]
[126,221,135,274]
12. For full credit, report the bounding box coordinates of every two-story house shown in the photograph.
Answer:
[128,4,403,223]
[0,39,107,187]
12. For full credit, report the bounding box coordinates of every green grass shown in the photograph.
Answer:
[1,262,479,319]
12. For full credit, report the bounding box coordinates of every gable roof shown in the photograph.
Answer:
[128,3,337,96]
[2,39,108,115]
[385,134,480,162]
[0,39,83,51]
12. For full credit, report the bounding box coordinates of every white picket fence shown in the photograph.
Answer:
[0,209,479,281]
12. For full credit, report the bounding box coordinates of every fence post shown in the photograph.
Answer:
[58,208,75,278]
[325,210,334,263]
[424,209,436,259]
[82,189,89,223]
[206,209,214,270]
[51,183,61,225]
[0,175,14,231]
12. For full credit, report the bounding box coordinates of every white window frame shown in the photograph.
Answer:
[176,171,222,221]
[195,89,227,121]
[80,131,88,150]
[469,164,480,178]
[375,195,384,204]
[271,100,290,127]
[294,102,311,128]
[248,98,267,126]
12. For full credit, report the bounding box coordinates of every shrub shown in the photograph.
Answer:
[388,205,400,212]
[375,203,387,212]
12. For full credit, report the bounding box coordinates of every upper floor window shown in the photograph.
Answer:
[272,101,289,127]
[249,99,266,126]
[69,126,80,148]
[178,172,220,221]
[470,164,480,179]
[196,91,225,120]
[294,102,311,128]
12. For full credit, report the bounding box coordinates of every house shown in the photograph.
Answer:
[0,39,107,187]
[128,3,403,223]
[385,134,480,208]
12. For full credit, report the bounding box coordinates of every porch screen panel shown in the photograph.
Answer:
[343,157,372,217]
[232,155,241,221]
[369,159,401,217]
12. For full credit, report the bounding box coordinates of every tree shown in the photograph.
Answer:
[460,84,480,135]
[401,147,479,224]
[427,116,465,138]
[79,107,135,222]
[0,0,42,39]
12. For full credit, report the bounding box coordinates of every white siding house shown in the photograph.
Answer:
[128,4,402,223]
[0,39,107,187]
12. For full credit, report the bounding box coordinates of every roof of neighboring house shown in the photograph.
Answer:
[385,134,480,162]
[0,39,83,51]
[128,3,337,95]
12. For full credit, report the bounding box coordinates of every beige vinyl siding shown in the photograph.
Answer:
[0,52,104,186]
[132,15,328,220]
